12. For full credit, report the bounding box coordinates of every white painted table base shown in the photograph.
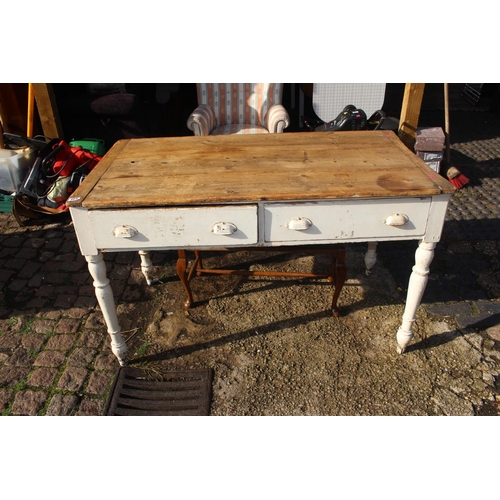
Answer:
[82,238,432,366]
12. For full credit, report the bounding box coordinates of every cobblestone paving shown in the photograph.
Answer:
[0,220,167,415]
[1,107,499,415]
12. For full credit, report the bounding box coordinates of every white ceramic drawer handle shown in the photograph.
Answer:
[112,225,138,238]
[384,213,409,226]
[211,222,237,235]
[287,217,312,231]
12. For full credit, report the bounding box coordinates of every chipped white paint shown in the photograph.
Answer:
[139,250,154,285]
[72,191,451,363]
[264,198,430,243]
[86,253,127,366]
[396,240,436,353]
[86,205,258,251]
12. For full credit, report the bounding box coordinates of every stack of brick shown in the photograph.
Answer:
[414,127,445,173]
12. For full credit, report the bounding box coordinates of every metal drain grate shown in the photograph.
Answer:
[106,367,213,416]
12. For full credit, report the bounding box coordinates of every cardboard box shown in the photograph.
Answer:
[417,151,444,162]
[424,160,441,173]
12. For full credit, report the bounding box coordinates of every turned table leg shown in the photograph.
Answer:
[396,240,436,354]
[139,250,154,285]
[365,241,378,276]
[86,253,127,366]
[176,249,194,309]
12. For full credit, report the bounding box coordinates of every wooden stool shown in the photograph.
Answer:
[176,246,347,317]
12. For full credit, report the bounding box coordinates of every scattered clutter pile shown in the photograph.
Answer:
[302,104,399,132]
[0,133,103,225]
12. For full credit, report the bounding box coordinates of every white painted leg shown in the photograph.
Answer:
[139,250,154,285]
[396,240,436,354]
[365,241,378,276]
[86,253,127,366]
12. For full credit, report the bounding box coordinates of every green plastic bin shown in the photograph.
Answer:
[69,138,106,156]
[0,192,14,213]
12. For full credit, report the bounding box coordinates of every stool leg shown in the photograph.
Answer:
[194,250,205,278]
[176,250,193,309]
[327,250,335,283]
[331,247,347,317]
[187,251,201,281]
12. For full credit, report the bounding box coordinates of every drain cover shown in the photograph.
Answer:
[106,367,213,416]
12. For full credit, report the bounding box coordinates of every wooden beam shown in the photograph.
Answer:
[32,83,63,139]
[0,83,27,135]
[398,83,425,150]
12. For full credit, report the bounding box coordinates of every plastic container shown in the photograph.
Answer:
[0,147,35,192]
[69,138,106,156]
[0,192,14,213]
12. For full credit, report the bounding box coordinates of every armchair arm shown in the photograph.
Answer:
[186,104,217,136]
[264,104,290,133]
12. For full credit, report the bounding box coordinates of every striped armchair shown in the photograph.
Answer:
[187,83,290,135]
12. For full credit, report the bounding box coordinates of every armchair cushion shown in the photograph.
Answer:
[211,124,269,135]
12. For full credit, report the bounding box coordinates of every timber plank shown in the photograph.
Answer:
[67,131,454,209]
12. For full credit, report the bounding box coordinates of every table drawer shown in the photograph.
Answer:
[88,205,258,250]
[264,198,431,243]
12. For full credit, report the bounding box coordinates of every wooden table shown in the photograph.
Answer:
[67,131,455,366]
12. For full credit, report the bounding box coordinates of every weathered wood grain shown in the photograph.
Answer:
[67,131,454,208]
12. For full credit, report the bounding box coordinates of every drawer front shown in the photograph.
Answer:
[89,205,258,250]
[264,198,431,243]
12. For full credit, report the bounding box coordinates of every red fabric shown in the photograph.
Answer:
[50,141,101,177]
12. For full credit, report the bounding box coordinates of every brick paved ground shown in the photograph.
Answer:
[0,218,169,415]
[1,93,499,415]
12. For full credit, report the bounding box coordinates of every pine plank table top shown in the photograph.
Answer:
[67,130,454,209]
